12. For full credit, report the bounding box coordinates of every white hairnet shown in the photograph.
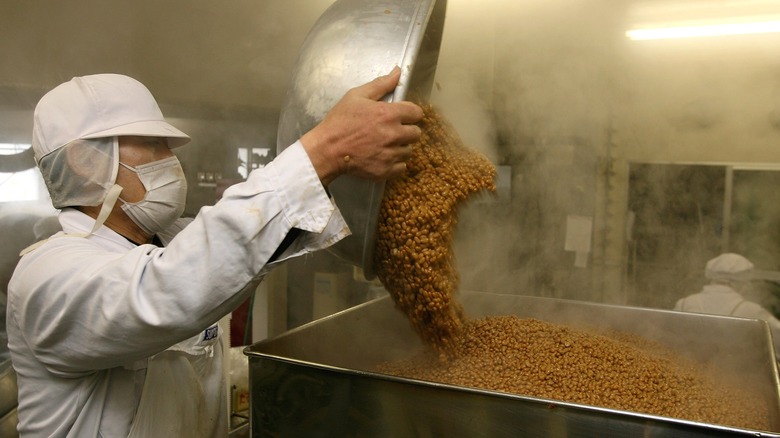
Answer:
[37,137,118,208]
[705,253,754,282]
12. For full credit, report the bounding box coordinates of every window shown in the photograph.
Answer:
[0,143,49,203]
[237,147,271,179]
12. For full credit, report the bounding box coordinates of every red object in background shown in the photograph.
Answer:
[230,296,252,346]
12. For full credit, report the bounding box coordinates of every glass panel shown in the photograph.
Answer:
[0,144,47,203]
[627,163,725,308]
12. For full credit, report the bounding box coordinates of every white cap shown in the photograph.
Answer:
[705,253,754,282]
[32,73,190,163]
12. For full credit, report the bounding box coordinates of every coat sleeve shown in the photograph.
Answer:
[7,141,350,375]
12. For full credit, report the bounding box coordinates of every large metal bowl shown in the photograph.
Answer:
[276,0,447,279]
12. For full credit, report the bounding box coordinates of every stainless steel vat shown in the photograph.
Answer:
[245,292,780,437]
[0,359,18,438]
[0,360,17,419]
[276,0,447,279]
[0,408,17,438]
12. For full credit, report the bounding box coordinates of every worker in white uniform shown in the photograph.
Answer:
[674,253,780,358]
[6,70,422,437]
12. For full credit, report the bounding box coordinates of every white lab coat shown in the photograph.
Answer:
[6,141,350,437]
[674,283,780,357]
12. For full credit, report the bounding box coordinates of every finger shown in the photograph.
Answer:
[392,101,424,124]
[389,161,408,178]
[353,66,402,101]
[396,144,414,162]
[396,124,422,145]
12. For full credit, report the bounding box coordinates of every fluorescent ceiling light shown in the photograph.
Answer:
[627,19,780,40]
[627,0,780,40]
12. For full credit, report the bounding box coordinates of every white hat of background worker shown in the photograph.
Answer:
[705,253,754,283]
[32,74,190,209]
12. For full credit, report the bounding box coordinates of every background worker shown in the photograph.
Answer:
[674,253,780,359]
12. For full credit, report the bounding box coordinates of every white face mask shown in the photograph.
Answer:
[119,156,187,235]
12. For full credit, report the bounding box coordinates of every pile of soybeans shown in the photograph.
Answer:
[372,105,771,431]
[376,315,770,430]
[374,104,496,356]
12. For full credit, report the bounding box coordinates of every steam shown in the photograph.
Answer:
[418,0,780,316]
[418,4,780,412]
[1,0,779,380]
